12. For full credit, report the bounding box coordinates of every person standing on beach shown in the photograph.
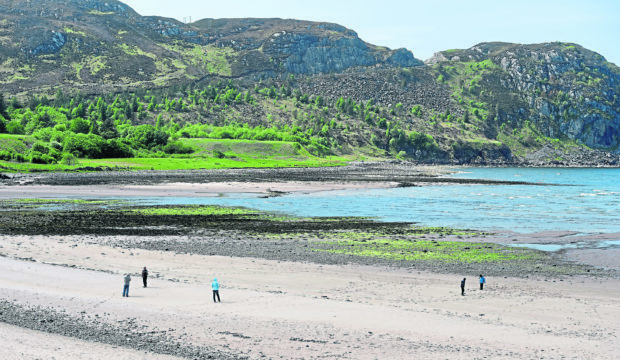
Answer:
[479,274,485,290]
[461,277,466,296]
[142,267,149,288]
[212,278,221,303]
[123,274,131,297]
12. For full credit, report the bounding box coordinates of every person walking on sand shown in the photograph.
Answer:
[461,277,466,296]
[479,274,486,290]
[212,278,221,303]
[123,273,131,297]
[142,267,149,288]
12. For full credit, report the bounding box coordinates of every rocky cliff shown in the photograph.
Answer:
[427,42,620,149]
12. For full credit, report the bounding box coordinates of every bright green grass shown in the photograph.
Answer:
[77,155,346,170]
[0,134,33,152]
[127,205,258,216]
[314,239,540,263]
[0,137,347,172]
[0,154,347,173]
[321,228,480,240]
[0,198,127,211]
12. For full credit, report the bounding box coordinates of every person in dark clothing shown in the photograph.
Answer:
[479,274,485,290]
[142,267,149,288]
[212,278,221,303]
[461,277,466,296]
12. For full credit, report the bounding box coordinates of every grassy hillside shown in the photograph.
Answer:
[0,1,618,168]
[0,72,613,173]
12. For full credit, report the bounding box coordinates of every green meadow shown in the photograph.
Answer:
[0,137,347,172]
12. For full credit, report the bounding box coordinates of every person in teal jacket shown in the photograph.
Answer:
[479,274,486,290]
[212,278,221,303]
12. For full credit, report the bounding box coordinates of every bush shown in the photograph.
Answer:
[29,151,55,164]
[102,139,134,158]
[127,124,169,149]
[33,128,55,142]
[46,147,61,160]
[31,142,50,155]
[0,150,14,161]
[69,117,91,134]
[163,141,194,155]
[63,133,106,158]
[61,153,77,165]
[50,141,63,151]
[6,120,25,135]
[409,131,438,151]
[12,153,26,162]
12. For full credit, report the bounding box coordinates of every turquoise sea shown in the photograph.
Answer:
[144,167,620,236]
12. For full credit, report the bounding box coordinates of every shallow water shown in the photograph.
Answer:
[509,240,620,252]
[136,168,620,237]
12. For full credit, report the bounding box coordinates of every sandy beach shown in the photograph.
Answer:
[0,232,618,359]
[0,181,399,199]
[1,166,619,359]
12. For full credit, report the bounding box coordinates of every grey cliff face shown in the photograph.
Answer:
[261,30,421,75]
[430,42,620,149]
[495,43,619,149]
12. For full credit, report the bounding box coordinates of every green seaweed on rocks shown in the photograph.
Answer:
[313,238,541,263]
[126,205,259,217]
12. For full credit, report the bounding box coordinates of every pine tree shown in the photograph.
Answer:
[0,93,9,119]
[0,114,7,133]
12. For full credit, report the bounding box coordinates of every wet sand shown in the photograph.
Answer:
[0,181,399,199]
[0,234,619,359]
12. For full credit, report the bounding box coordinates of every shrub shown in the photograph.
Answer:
[13,153,26,162]
[6,120,25,135]
[31,142,50,155]
[29,151,55,164]
[0,150,14,161]
[102,139,134,158]
[63,133,106,158]
[61,153,77,165]
[409,131,438,151]
[50,141,63,151]
[69,117,91,134]
[163,141,194,155]
[48,148,62,161]
[127,124,169,149]
[33,128,56,142]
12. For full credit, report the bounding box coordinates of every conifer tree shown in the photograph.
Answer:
[0,93,9,119]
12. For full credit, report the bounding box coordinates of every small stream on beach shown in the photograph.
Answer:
[120,167,620,250]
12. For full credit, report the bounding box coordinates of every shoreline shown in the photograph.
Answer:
[0,237,618,359]
[1,164,619,358]
[1,172,618,273]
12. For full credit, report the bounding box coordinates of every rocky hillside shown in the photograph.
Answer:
[427,42,620,150]
[0,0,619,163]
[0,0,420,94]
